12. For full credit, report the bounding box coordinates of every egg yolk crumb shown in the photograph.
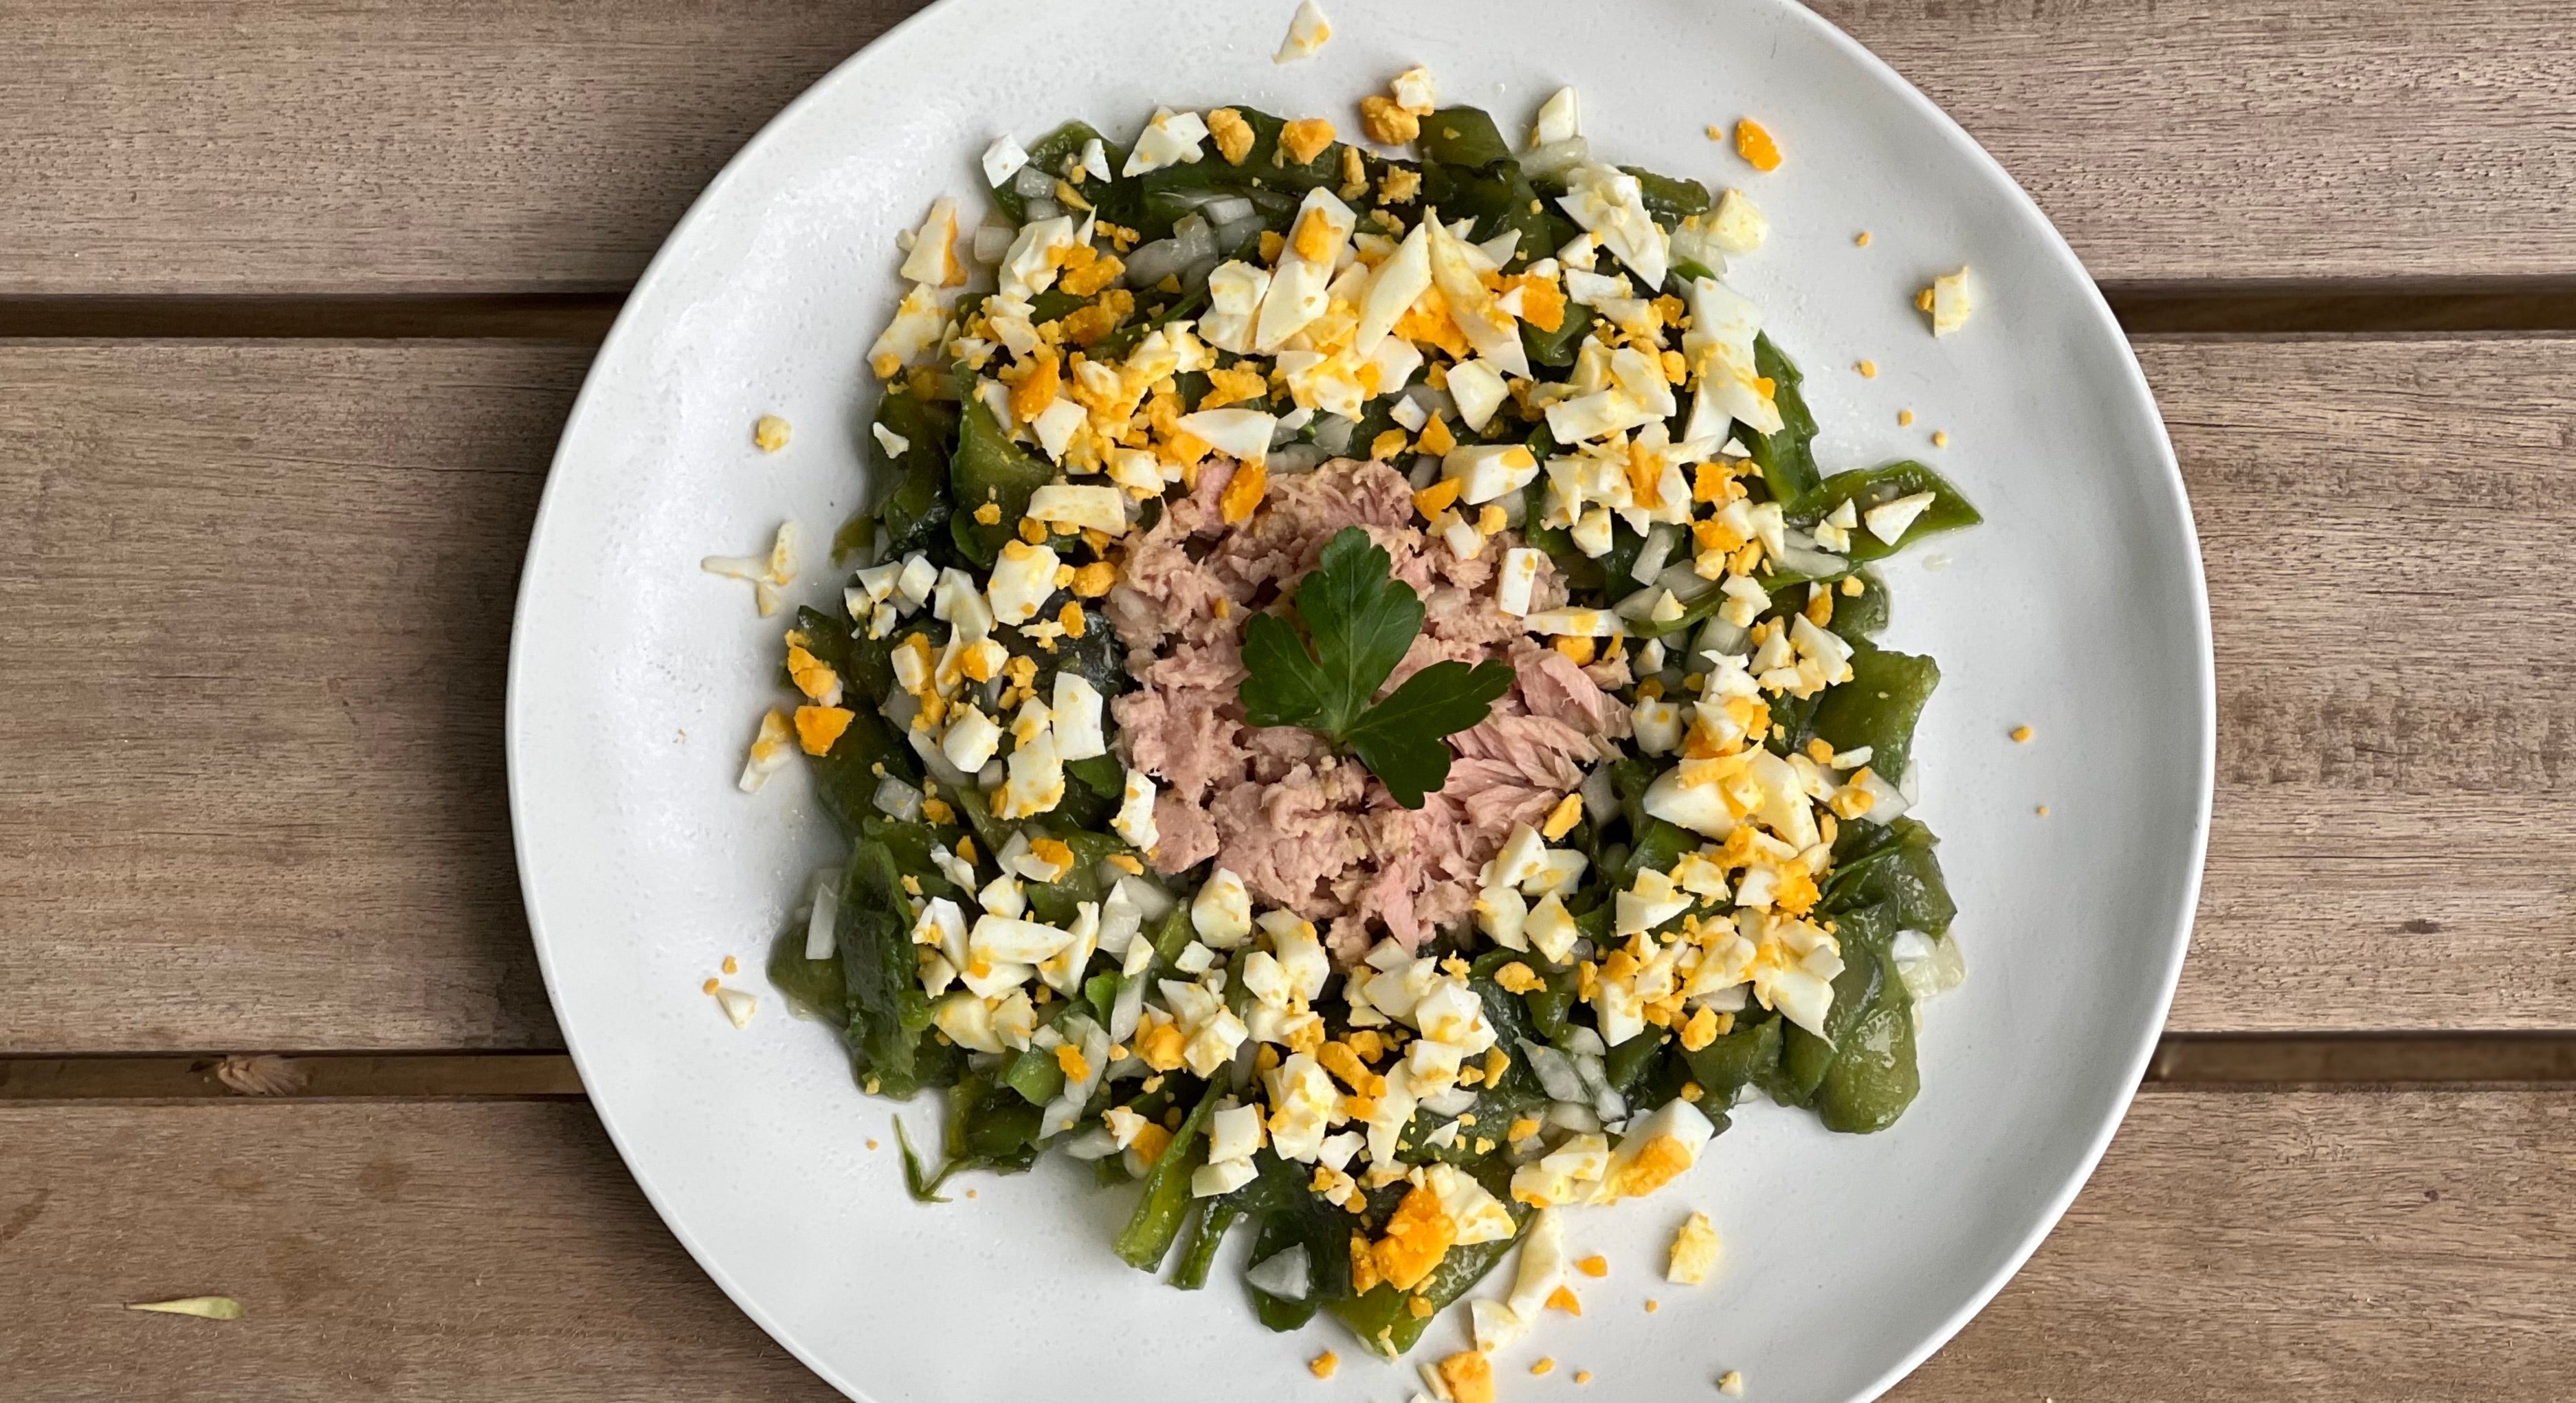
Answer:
[1308,1351,1338,1380]
[753,415,790,452]
[2011,725,2034,743]
[1575,1254,1608,1278]
[1439,1350,1496,1403]
[1733,118,1781,171]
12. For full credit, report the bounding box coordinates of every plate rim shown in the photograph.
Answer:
[504,2,2216,1397]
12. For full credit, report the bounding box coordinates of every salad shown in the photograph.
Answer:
[724,48,1976,1397]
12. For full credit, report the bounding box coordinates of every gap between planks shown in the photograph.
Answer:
[4,1037,2575,1101]
[14,280,2576,340]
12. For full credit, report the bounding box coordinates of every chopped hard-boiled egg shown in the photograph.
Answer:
[1667,1210,1722,1284]
[1274,1,1331,62]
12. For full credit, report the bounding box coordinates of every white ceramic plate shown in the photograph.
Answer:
[509,1,2212,1398]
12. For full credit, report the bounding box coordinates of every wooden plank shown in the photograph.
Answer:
[2138,336,2576,1032]
[8,1,2576,293]
[0,342,581,1052]
[1,1092,2568,1399]
[0,1101,835,1401]
[5,336,2573,1049]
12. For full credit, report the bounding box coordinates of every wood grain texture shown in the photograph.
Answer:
[2138,336,2576,1031]
[6,337,2573,1049]
[0,342,581,1052]
[1,1092,2568,1399]
[8,1,2576,293]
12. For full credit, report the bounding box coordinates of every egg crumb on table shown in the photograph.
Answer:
[1718,1369,1746,1395]
[753,414,791,452]
[1309,1350,1338,1379]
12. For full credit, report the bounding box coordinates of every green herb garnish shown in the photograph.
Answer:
[1238,527,1513,808]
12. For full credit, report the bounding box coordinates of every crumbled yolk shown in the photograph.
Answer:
[1734,118,1781,171]
[1932,430,1951,448]
[1372,428,1412,461]
[1308,1351,1339,1380]
[1201,365,1268,409]
[1574,1369,1595,1385]
[1208,108,1254,165]
[1507,1115,1542,1141]
[1554,636,1597,666]
[1407,1294,1434,1318]
[1678,1004,1721,1051]
[2011,725,2034,743]
[1575,1254,1608,1278]
[1541,791,1585,840]
[1856,230,1873,247]
[1280,117,1336,166]
[1605,1134,1694,1200]
[1054,1043,1091,1082]
[1896,408,1915,427]
[1856,359,1878,378]
[701,977,720,995]
[1412,476,1463,518]
[1069,562,1117,597]
[1546,1284,1582,1315]
[753,415,790,452]
[1532,1358,1557,1376]
[1373,1184,1458,1292]
[973,502,1001,524]
[794,705,854,756]
[1438,1349,1496,1403]
[1126,1120,1173,1169]
[1219,460,1269,524]
[1360,94,1421,145]
[1414,414,1457,457]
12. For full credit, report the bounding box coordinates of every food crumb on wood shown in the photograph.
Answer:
[126,1296,243,1321]
[212,1054,307,1096]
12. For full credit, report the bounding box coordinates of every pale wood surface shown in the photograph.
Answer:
[2140,335,2576,1032]
[9,1,2576,294]
[5,337,2574,1050]
[0,343,576,1052]
[1,1092,2566,1399]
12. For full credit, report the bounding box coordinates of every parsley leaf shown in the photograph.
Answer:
[1238,527,1515,808]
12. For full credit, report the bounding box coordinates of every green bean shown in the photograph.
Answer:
[1115,1083,1220,1270]
[1416,107,1513,168]
[869,388,958,558]
[1681,1011,1780,1107]
[1791,460,1982,566]
[1806,644,1942,792]
[1816,946,1919,1132]
[1744,333,1822,506]
[947,397,1053,567]
[1172,1202,1241,1291]
[1618,166,1711,223]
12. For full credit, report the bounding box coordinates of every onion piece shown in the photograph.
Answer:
[1246,1245,1311,1300]
[1310,414,1359,456]
[1580,766,1617,824]
[1010,164,1056,198]
[1519,1038,1588,1102]
[1522,135,1591,181]
[872,775,924,822]
[1201,195,1257,224]
[1630,523,1682,585]
[970,224,1017,263]
[804,866,844,960]
[1267,443,1326,475]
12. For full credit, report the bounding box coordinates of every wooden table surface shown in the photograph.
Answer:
[7,2,2575,1398]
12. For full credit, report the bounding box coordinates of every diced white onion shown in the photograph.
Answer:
[1630,522,1681,584]
[872,775,924,821]
[804,867,843,960]
[1519,1038,1587,1102]
[1245,1245,1311,1300]
[971,224,1017,263]
[1522,136,1591,181]
[1268,443,1326,475]
[1011,164,1056,198]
